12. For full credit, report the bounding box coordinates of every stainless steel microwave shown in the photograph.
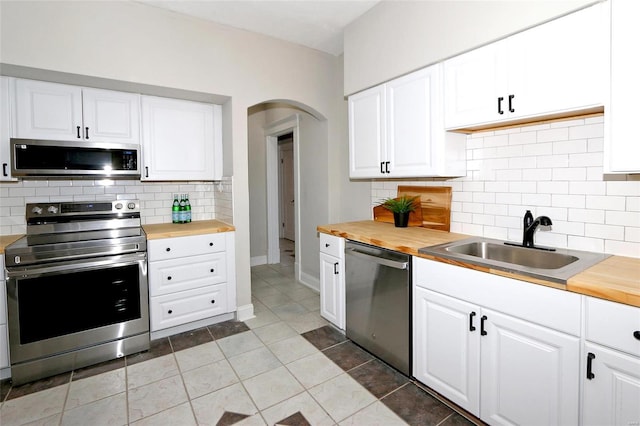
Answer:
[10,139,140,178]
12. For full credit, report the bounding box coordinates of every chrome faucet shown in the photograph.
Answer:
[523,212,552,248]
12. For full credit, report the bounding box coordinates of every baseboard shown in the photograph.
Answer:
[250,255,267,267]
[236,303,255,322]
[299,270,320,292]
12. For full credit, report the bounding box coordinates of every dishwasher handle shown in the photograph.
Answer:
[345,247,409,270]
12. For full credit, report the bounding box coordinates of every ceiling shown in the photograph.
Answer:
[137,1,381,56]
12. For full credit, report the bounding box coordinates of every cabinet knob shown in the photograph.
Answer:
[166,247,171,252]
[209,242,213,247]
[168,309,173,314]
[211,299,215,304]
[167,276,172,281]
[325,243,330,248]
[634,331,640,341]
[210,269,214,273]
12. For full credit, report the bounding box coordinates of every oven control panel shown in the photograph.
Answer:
[26,200,140,220]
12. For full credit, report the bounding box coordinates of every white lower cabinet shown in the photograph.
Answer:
[319,233,345,329]
[413,257,580,425]
[582,296,640,426]
[148,232,236,333]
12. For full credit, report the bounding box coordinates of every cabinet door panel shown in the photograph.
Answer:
[319,252,344,329]
[149,253,227,296]
[348,85,385,178]
[148,233,226,261]
[150,284,227,331]
[481,309,579,426]
[414,288,480,415]
[82,88,140,144]
[583,342,640,426]
[14,79,82,141]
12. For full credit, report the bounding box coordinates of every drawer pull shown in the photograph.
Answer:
[586,352,596,380]
[168,309,173,314]
[480,315,488,336]
[211,299,215,304]
[166,247,171,252]
[469,312,476,332]
[210,269,214,273]
[209,242,213,246]
[325,243,330,248]
[634,331,640,341]
[167,276,172,281]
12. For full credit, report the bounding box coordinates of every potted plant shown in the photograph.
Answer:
[379,195,418,227]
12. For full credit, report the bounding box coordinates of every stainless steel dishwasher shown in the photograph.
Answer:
[345,240,411,376]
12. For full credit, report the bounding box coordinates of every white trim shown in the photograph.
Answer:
[299,270,320,292]
[150,312,235,340]
[235,304,255,322]
[250,255,267,267]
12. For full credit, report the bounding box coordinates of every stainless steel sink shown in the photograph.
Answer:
[418,237,609,283]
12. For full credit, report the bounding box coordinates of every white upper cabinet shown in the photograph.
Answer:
[13,79,140,144]
[141,96,222,181]
[444,2,606,130]
[605,0,640,173]
[349,65,466,178]
[0,76,16,181]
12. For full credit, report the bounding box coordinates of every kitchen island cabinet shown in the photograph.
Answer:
[414,257,580,425]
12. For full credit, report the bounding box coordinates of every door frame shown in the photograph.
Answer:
[278,139,294,240]
[265,114,300,275]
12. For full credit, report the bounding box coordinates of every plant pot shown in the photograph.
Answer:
[393,211,409,228]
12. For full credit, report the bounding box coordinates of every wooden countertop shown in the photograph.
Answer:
[143,220,235,240]
[0,234,23,254]
[318,220,640,308]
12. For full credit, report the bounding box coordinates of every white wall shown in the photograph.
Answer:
[371,117,640,258]
[344,0,596,95]
[0,0,347,312]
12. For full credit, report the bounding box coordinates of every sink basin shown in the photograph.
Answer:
[445,241,578,270]
[418,237,609,284]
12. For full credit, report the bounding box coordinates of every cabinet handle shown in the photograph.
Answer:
[385,161,390,173]
[167,276,172,281]
[508,94,515,113]
[211,299,215,304]
[209,242,213,246]
[633,331,640,341]
[380,162,385,174]
[325,243,330,248]
[469,311,477,332]
[333,262,339,275]
[168,309,173,314]
[497,97,504,115]
[165,247,171,252]
[85,126,89,139]
[480,315,488,336]
[210,268,214,273]
[2,163,7,177]
[145,167,149,178]
[586,352,596,380]
[76,126,81,138]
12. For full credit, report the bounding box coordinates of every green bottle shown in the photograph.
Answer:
[185,194,191,223]
[179,194,186,224]
[172,194,180,224]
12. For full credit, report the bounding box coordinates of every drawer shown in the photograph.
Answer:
[149,253,227,296]
[150,284,228,332]
[585,297,640,357]
[148,232,227,261]
[319,233,344,258]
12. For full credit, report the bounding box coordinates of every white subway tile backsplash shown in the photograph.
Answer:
[495,193,522,205]
[484,134,509,147]
[496,169,522,181]
[522,193,551,207]
[585,223,625,241]
[567,235,604,252]
[569,181,606,195]
[626,227,640,243]
[587,137,604,152]
[568,122,604,139]
[607,181,640,197]
[552,168,587,182]
[538,181,569,194]
[537,128,568,143]
[553,220,585,237]
[585,195,626,211]
[508,131,537,145]
[586,167,604,181]
[522,169,552,181]
[551,194,585,209]
[569,208,605,224]
[606,211,640,227]
[569,152,603,168]
[508,181,537,194]
[509,156,537,170]
[628,197,640,212]
[524,142,553,156]
[537,154,569,169]
[552,139,587,155]
[605,240,640,257]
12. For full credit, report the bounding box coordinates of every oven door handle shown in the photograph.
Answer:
[6,252,147,278]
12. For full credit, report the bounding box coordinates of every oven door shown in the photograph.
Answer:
[6,252,149,365]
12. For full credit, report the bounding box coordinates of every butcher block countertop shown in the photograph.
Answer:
[318,220,640,308]
[143,220,235,240]
[0,235,23,254]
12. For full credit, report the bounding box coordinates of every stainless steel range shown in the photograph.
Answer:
[5,200,149,385]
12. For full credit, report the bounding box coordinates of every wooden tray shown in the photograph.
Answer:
[397,186,452,231]
[372,197,423,227]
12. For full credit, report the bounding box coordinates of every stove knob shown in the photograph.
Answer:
[47,205,58,214]
[14,256,21,265]
[115,203,123,210]
[31,206,43,215]
[127,202,136,210]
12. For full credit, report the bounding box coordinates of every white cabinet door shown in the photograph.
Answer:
[348,85,386,178]
[150,284,228,331]
[444,41,505,129]
[82,88,140,144]
[319,252,344,329]
[141,96,221,181]
[583,342,640,426]
[414,287,480,415]
[606,0,640,173]
[480,308,580,426]
[386,67,437,177]
[14,79,83,141]
[0,76,15,181]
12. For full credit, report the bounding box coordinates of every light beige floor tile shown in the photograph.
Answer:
[65,368,126,410]
[271,302,309,321]
[286,286,319,302]
[261,391,334,426]
[174,341,224,373]
[286,352,343,389]
[267,335,320,365]
[252,299,269,313]
[309,373,376,423]
[191,382,258,425]
[242,366,304,410]
[0,385,68,426]
[339,401,408,426]
[130,402,196,426]
[216,330,265,358]
[21,412,62,426]
[228,346,282,380]
[287,311,329,334]
[182,358,239,399]
[298,294,321,311]
[251,277,271,290]
[252,285,283,300]
[261,275,296,287]
[237,414,267,425]
[127,353,179,389]
[253,322,298,345]
[245,309,281,329]
[61,392,127,426]
[258,292,294,309]
[128,375,188,423]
